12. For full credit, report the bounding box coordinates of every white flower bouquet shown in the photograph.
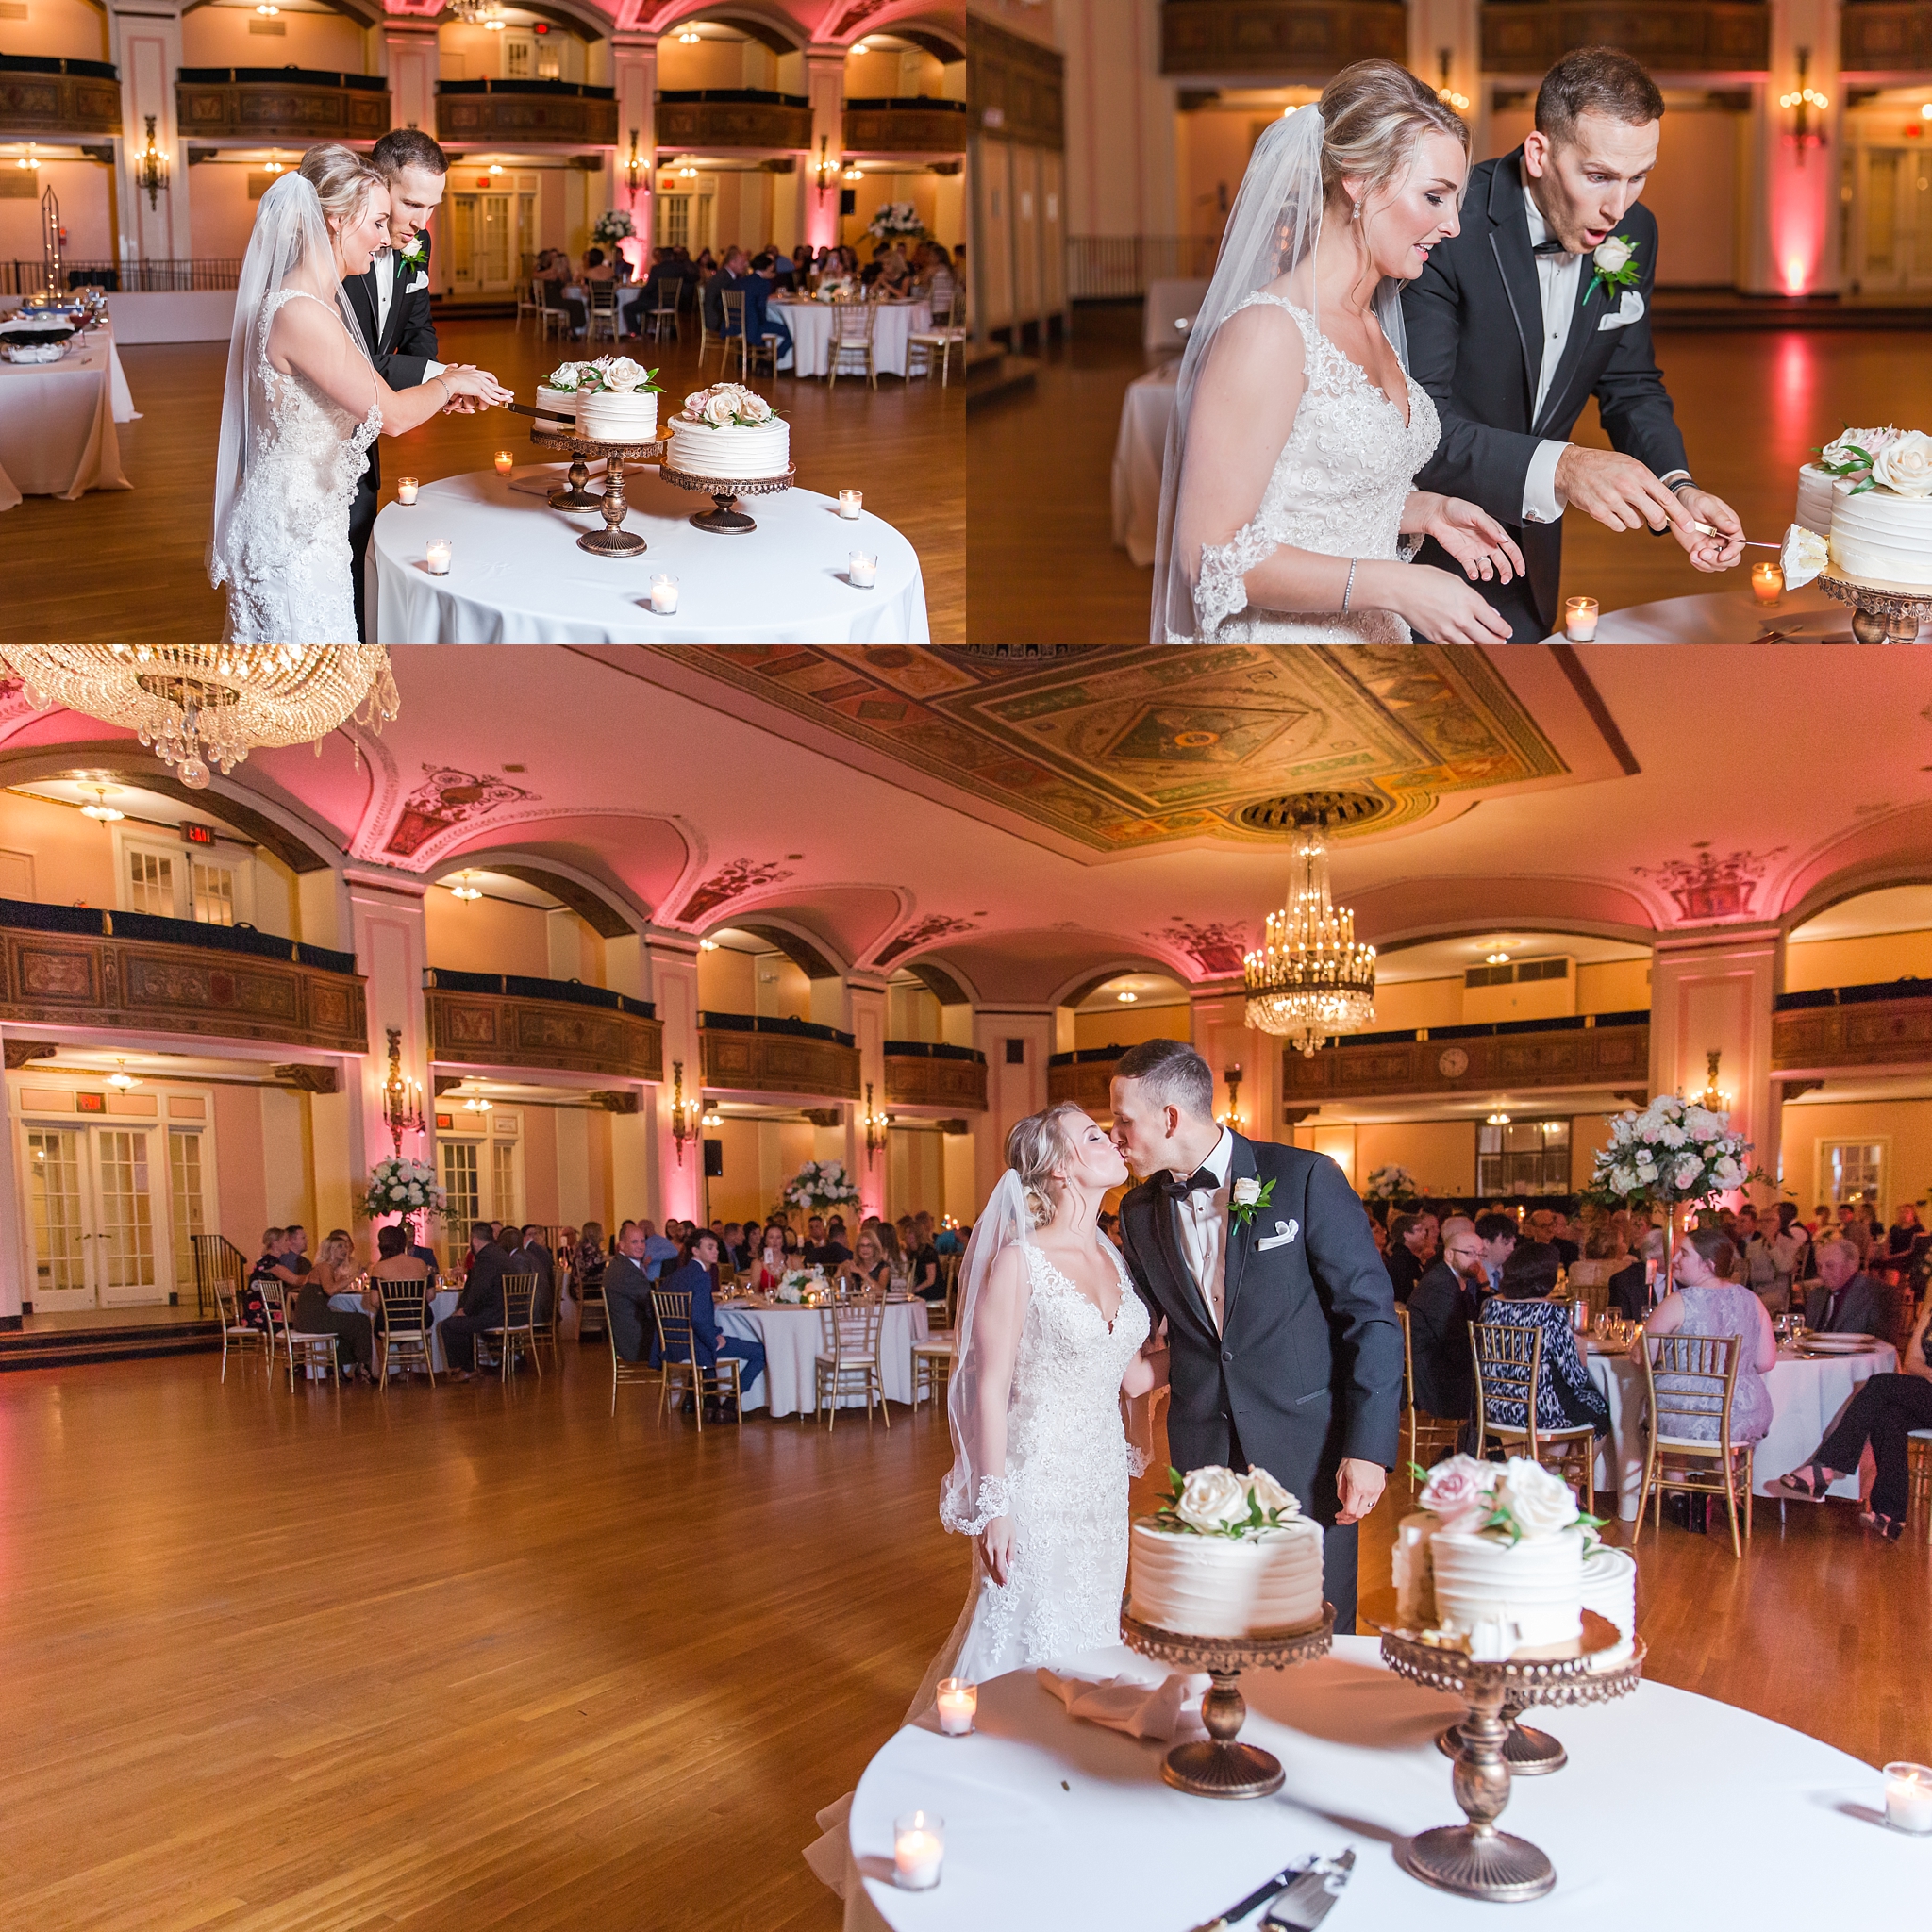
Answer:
[679,382,778,429]
[1152,1463,1302,1540]
[866,201,925,243]
[1365,1163,1422,1201]
[363,1156,445,1224]
[1587,1093,1759,1210]
[775,1268,820,1305]
[591,208,636,246]
[781,1159,859,1212]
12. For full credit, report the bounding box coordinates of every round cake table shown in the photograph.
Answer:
[1544,585,1928,643]
[841,1636,1912,1930]
[370,464,929,642]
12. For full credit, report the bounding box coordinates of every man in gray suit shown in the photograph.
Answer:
[1805,1239,1885,1335]
[603,1222,657,1362]
[441,1224,514,1376]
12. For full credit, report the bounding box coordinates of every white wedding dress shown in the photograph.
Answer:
[216,288,378,644]
[1191,294,1441,643]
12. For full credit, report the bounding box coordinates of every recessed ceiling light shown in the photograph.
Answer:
[1116,991,1138,1003]
[785,853,804,859]
[1486,1110,1510,1125]
[1485,952,1511,965]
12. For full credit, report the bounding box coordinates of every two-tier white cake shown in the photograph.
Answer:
[667,382,791,482]
[1829,475,1932,589]
[1125,1466,1324,1639]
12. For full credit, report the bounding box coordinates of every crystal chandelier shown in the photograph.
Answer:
[0,646,399,789]
[1242,811,1376,1056]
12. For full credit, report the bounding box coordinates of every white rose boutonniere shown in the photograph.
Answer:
[1228,1174,1274,1228]
[397,236,426,268]
[1586,233,1641,303]
[1872,429,1932,500]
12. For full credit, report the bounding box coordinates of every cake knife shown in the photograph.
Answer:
[1262,1850,1354,1930]
[1187,1864,1301,1932]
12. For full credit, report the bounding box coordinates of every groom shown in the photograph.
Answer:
[1403,46,1745,641]
[1109,1040,1400,1633]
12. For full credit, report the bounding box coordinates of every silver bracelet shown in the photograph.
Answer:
[1342,557,1357,613]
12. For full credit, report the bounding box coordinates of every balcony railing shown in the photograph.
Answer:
[1067,234,1219,300]
[1842,0,1932,71]
[699,1010,860,1100]
[654,88,811,151]
[2,258,244,296]
[0,899,365,1053]
[841,95,969,153]
[424,968,660,1081]
[176,66,390,142]
[438,77,617,147]
[1046,1043,1133,1112]
[883,1039,988,1111]
[1286,1012,1652,1104]
[0,55,122,138]
[1773,978,1932,1074]
[1480,3,1771,72]
[1160,0,1409,76]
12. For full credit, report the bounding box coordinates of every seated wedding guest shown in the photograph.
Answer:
[1607,1225,1665,1322]
[1383,1212,1436,1305]
[635,1217,680,1282]
[1636,1227,1775,1454]
[1526,1208,1579,1268]
[802,1215,848,1267]
[242,1225,285,1330]
[874,245,913,296]
[902,1215,940,1299]
[573,1219,608,1310]
[841,1227,894,1296]
[751,1224,790,1291]
[1407,1216,1485,1440]
[921,242,957,313]
[1472,1211,1516,1292]
[439,1224,517,1379]
[1731,1205,1783,1312]
[371,1224,429,1285]
[581,246,615,285]
[651,1229,764,1418]
[1806,1239,1885,1335]
[294,1229,375,1382]
[604,1222,659,1361]
[742,252,793,361]
[517,1224,556,1323]
[1774,1293,1932,1539]
[1476,1240,1610,1439]
[1886,1202,1925,1258]
[1769,1202,1810,1307]
[1567,1223,1626,1304]
[703,246,751,335]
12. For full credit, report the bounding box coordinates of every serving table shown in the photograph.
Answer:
[841,1635,1913,1931]
[0,325,131,510]
[370,464,928,642]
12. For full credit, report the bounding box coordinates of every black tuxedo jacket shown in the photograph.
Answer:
[1117,1136,1401,1524]
[1402,150,1688,636]
[1406,1258,1480,1422]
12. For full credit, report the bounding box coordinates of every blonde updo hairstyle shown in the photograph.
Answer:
[298,142,388,237]
[1006,1101,1091,1230]
[1316,59,1470,225]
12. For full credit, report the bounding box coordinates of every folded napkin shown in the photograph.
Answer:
[1037,1668,1210,1741]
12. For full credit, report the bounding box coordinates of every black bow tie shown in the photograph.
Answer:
[1531,238,1570,257]
[1160,1168,1219,1200]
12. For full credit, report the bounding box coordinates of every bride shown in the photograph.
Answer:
[1153,58,1523,645]
[209,145,509,644]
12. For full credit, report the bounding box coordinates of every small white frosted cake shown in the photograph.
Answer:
[667,382,790,481]
[1392,1457,1591,1660]
[1579,1543,1638,1668]
[535,384,580,426]
[1793,462,1836,539]
[1829,475,1932,588]
[579,389,658,443]
[1126,1466,1324,1638]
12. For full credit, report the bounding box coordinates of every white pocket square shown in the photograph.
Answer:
[406,273,429,294]
[1598,290,1644,331]
[1257,1219,1300,1252]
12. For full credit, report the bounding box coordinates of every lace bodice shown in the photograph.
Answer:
[1194,294,1440,641]
[214,286,380,644]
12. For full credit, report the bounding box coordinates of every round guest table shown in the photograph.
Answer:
[371,464,929,643]
[771,298,932,379]
[717,1295,930,1417]
[840,1637,1913,1931]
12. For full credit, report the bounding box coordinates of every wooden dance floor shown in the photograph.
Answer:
[0,315,964,647]
[1,1350,1923,1928]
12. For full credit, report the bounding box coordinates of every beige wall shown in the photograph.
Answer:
[1072,1001,1190,1050]
[1779,1101,1932,1216]
[6,0,108,59]
[1786,930,1932,991]
[0,792,116,906]
[1374,957,1651,1033]
[180,5,370,70]
[655,32,785,92]
[424,892,551,977]
[698,945,758,1012]
[1355,1120,1477,1196]
[1058,0,1176,240]
[1,158,113,262]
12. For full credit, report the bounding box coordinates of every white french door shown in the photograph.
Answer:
[24,1123,167,1310]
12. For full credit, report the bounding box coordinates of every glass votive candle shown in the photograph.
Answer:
[425,541,452,576]
[1563,595,1598,641]
[494,450,514,476]
[849,551,878,589]
[935,1678,976,1736]
[649,574,679,615]
[892,1811,943,1890]
[838,488,863,520]
[396,477,419,505]
[1885,1762,1932,1833]
[1752,559,1785,605]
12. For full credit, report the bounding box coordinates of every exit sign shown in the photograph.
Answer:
[180,821,218,846]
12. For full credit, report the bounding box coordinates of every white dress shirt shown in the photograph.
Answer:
[1170,1125,1233,1334]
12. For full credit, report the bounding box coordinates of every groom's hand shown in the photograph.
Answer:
[1555,445,1690,539]
[1673,488,1745,572]
[1334,1457,1386,1525]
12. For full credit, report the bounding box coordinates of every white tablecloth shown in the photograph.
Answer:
[718,1297,930,1417]
[1588,1340,1897,1517]
[1559,586,1907,643]
[373,465,929,643]
[1110,361,1177,566]
[0,325,130,510]
[770,300,931,379]
[845,1637,1912,1931]
[1142,276,1208,353]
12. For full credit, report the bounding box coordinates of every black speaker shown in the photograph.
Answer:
[703,1138,724,1177]
[1005,1038,1026,1065]
[840,187,857,216]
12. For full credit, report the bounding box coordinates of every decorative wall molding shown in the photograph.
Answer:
[272,1063,340,1093]
[701,1026,861,1099]
[1772,989,1932,1074]
[1481,3,1773,73]
[2,1039,55,1069]
[1161,0,1408,78]
[883,1048,988,1111]
[425,986,664,1081]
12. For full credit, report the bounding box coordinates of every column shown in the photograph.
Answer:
[610,32,658,256]
[804,47,845,253]
[1407,0,1480,125]
[385,24,441,142]
[108,0,191,270]
[342,867,430,1236]
[847,981,887,1221]
[1189,991,1283,1144]
[646,936,702,1225]
[1648,924,1783,1205]
[1743,0,1844,294]
[971,1008,1054,1207]
[0,1035,25,1326]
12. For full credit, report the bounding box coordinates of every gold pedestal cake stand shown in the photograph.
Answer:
[527,425,665,557]
[1817,570,1930,643]
[658,462,794,534]
[1119,1603,1334,1799]
[1377,1612,1643,1903]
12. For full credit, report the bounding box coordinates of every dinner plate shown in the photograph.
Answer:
[1802,1333,1876,1352]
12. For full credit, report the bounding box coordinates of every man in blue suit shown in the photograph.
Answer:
[743,252,793,372]
[650,1228,765,1418]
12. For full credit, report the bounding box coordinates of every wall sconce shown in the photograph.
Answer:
[861,1081,890,1164]
[1435,50,1470,116]
[1780,48,1829,162]
[1220,1063,1243,1130]
[669,1059,697,1164]
[815,133,839,201]
[624,127,646,206]
[138,114,169,212]
[382,1025,425,1155]
[1698,1048,1731,1113]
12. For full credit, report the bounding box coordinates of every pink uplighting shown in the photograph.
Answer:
[1769,159,1825,295]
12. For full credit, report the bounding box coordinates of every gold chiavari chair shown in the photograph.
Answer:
[478,1273,541,1381]
[576,1263,609,1343]
[375,1274,434,1389]
[1909,1430,1932,1544]
[260,1278,339,1391]
[827,297,878,390]
[608,1292,656,1415]
[650,1289,744,1431]
[1471,1320,1596,1514]
[586,282,622,346]
[533,278,567,342]
[528,1261,565,1372]
[1395,1305,1462,1480]
[1638,1331,1750,1557]
[213,1268,269,1382]
[645,281,681,343]
[907,285,968,386]
[814,1293,890,1430]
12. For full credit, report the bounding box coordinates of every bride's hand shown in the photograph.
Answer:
[441,365,513,408]
[979,1515,1015,1588]
[1386,563,1514,646]
[1428,499,1525,585]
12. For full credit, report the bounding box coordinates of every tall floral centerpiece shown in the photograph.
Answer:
[1585,1095,1760,1294]
[364,1156,445,1241]
[865,200,926,245]
[1365,1163,1424,1203]
[781,1158,860,1218]
[591,208,636,249]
